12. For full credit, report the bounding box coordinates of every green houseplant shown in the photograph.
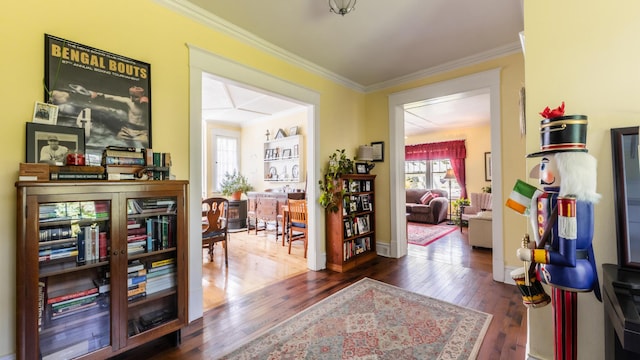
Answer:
[220,171,253,200]
[318,149,354,212]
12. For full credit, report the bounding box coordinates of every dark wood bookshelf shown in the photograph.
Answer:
[325,174,377,272]
[15,180,188,360]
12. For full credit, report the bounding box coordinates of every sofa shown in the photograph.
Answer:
[405,189,449,224]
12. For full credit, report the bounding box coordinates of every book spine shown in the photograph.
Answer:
[106,145,145,153]
[99,232,107,261]
[151,258,175,268]
[50,173,105,180]
[47,287,98,304]
[104,149,144,158]
[76,230,86,264]
[103,157,146,165]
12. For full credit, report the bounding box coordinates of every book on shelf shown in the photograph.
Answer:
[128,260,145,273]
[147,262,175,274]
[39,249,79,262]
[151,257,175,268]
[107,173,136,180]
[127,274,147,287]
[104,149,144,159]
[104,164,145,174]
[105,145,145,153]
[127,292,147,302]
[47,283,98,305]
[102,156,146,166]
[49,165,105,174]
[93,279,110,294]
[50,172,105,180]
[146,265,175,278]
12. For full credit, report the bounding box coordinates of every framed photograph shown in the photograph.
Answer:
[275,128,286,139]
[371,141,384,162]
[26,123,85,165]
[355,162,368,174]
[32,102,59,125]
[282,148,291,158]
[485,152,492,181]
[289,126,298,136]
[44,34,151,166]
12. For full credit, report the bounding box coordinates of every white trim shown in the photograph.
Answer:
[188,44,322,322]
[156,0,521,93]
[388,69,505,282]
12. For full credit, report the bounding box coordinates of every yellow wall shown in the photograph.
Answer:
[0,0,363,356]
[524,1,640,359]
[0,1,532,358]
[405,124,492,195]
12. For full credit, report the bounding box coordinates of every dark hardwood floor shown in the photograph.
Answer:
[114,224,527,359]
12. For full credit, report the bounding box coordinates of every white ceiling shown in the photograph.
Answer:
[181,0,522,134]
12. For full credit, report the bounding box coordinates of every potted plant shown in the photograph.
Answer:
[220,171,253,200]
[318,149,354,212]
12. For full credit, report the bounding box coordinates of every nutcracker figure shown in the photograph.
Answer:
[509,103,601,360]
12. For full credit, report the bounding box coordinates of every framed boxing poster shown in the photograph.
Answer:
[44,34,151,165]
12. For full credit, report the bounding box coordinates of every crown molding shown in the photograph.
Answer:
[155,0,364,92]
[157,0,522,94]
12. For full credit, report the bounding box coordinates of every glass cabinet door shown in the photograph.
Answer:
[37,200,112,359]
[125,196,179,338]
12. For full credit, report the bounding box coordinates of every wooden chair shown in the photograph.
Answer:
[255,197,280,238]
[202,197,229,266]
[287,199,308,258]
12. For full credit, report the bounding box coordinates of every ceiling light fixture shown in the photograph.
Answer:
[329,0,357,16]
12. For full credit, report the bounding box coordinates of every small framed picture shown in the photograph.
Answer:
[289,126,298,136]
[282,148,292,158]
[32,101,59,125]
[371,141,384,162]
[26,123,85,165]
[355,162,368,174]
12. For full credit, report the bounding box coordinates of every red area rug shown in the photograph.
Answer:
[220,278,492,359]
[408,222,457,246]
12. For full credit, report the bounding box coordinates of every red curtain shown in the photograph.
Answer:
[405,140,467,199]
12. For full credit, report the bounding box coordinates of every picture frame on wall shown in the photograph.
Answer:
[44,34,151,166]
[32,101,59,125]
[289,126,298,136]
[26,123,85,165]
[371,141,384,162]
[485,152,492,181]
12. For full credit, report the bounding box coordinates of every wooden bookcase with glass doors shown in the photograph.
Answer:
[15,180,188,360]
[326,174,377,272]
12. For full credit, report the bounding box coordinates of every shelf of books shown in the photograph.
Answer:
[325,174,377,272]
[16,181,188,360]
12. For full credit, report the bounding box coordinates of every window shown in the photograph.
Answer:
[212,134,239,193]
[404,159,461,199]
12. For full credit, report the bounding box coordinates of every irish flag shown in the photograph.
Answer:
[506,180,542,215]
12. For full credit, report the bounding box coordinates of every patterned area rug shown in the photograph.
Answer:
[220,278,492,360]
[408,222,457,246]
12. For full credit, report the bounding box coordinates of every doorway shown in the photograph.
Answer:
[388,69,505,282]
[188,45,322,322]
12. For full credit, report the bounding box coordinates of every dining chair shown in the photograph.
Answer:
[202,197,229,266]
[287,199,308,258]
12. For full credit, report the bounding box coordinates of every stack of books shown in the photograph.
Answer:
[49,165,105,180]
[146,258,176,295]
[46,282,100,322]
[102,146,147,180]
[127,261,147,302]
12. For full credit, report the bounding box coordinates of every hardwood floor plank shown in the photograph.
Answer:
[113,224,526,360]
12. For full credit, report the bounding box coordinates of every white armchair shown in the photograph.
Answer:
[460,192,492,231]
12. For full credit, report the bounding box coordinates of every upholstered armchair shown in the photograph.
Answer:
[460,192,492,231]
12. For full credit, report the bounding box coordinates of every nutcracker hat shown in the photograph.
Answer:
[527,102,589,157]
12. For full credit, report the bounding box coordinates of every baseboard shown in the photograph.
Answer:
[376,241,390,257]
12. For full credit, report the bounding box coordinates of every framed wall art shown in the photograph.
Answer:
[32,101,59,125]
[355,163,369,174]
[371,141,384,162]
[44,34,151,165]
[484,152,492,181]
[26,123,85,165]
